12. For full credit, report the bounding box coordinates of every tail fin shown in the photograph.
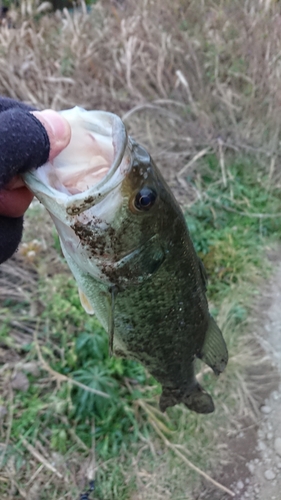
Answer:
[159,384,214,414]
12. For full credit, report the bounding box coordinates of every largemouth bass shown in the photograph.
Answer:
[23,107,228,414]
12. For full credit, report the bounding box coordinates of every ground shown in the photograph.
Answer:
[200,252,281,500]
[239,256,281,500]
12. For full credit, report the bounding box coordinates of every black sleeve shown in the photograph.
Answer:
[0,97,50,264]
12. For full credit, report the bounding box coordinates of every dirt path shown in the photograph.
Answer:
[236,260,281,500]
[228,258,281,500]
[200,256,281,500]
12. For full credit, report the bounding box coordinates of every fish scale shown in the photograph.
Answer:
[24,106,228,414]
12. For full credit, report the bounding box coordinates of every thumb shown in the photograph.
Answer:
[31,109,71,161]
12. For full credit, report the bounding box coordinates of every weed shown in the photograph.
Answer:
[1,150,279,498]
[1,1,281,498]
[1,1,281,168]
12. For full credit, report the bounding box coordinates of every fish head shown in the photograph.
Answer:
[23,107,181,288]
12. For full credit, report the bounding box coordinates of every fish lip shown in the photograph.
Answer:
[24,108,130,216]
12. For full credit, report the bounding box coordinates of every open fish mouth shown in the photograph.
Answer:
[23,106,154,285]
[24,107,130,216]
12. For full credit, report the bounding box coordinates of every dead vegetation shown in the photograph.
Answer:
[1,1,281,499]
[1,0,281,183]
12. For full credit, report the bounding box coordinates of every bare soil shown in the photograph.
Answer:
[198,251,281,500]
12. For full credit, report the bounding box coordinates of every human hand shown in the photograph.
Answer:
[0,97,71,264]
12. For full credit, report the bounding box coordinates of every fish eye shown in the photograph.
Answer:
[134,188,157,211]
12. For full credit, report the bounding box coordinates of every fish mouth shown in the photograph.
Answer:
[24,107,129,215]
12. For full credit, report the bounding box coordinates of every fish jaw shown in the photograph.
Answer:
[23,107,134,283]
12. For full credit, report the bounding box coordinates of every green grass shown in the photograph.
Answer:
[1,154,280,499]
[186,154,280,296]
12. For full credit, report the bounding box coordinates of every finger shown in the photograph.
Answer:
[0,107,50,188]
[3,110,71,209]
[0,175,33,217]
[31,110,71,161]
[5,174,26,189]
[0,186,33,217]
[0,215,23,265]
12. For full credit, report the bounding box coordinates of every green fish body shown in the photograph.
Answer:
[24,107,228,413]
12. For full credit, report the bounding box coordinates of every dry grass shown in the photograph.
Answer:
[1,0,281,183]
[1,1,281,499]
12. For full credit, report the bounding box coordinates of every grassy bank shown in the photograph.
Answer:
[1,151,280,499]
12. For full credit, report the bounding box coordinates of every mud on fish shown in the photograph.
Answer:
[24,107,228,414]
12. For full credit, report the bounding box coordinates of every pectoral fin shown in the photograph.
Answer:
[197,316,228,375]
[78,288,95,315]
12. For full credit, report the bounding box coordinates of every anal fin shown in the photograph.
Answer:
[198,315,228,375]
